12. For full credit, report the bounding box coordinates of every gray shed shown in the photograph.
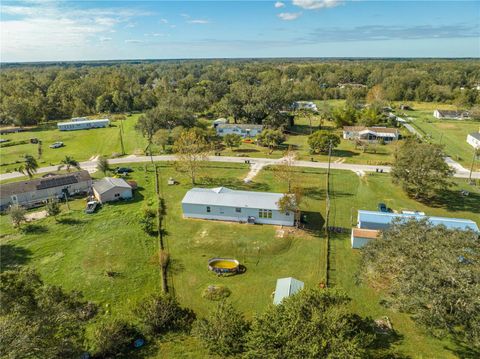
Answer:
[92,177,132,203]
[273,277,304,305]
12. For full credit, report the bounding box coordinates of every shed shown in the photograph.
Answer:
[92,177,132,203]
[273,277,304,305]
[351,228,380,249]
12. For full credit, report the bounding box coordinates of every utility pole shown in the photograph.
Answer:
[469,148,478,184]
[119,120,125,155]
[324,140,332,287]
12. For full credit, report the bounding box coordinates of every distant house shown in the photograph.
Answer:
[213,118,228,128]
[433,110,470,120]
[92,177,133,203]
[343,126,399,142]
[351,210,479,248]
[0,170,92,211]
[181,187,294,226]
[273,277,304,305]
[467,131,480,149]
[338,83,367,89]
[216,124,263,138]
[292,101,318,112]
[57,118,110,131]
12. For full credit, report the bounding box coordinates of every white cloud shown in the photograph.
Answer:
[125,39,143,44]
[159,18,169,24]
[188,19,210,24]
[293,0,344,10]
[0,2,150,61]
[274,2,286,8]
[278,12,302,21]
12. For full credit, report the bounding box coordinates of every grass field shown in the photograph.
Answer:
[1,159,478,357]
[404,109,479,170]
[0,115,147,173]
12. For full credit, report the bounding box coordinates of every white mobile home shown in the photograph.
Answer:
[181,187,294,226]
[0,171,92,211]
[57,118,110,131]
[467,132,480,149]
[343,126,399,142]
[216,124,263,138]
[433,110,469,120]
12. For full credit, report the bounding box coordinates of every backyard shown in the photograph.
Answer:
[1,160,479,357]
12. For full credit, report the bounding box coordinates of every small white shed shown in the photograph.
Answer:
[273,277,304,305]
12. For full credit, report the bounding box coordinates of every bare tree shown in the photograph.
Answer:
[173,129,210,185]
[274,148,298,193]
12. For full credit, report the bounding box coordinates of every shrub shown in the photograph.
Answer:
[202,285,231,301]
[134,295,195,337]
[90,319,139,358]
[193,301,249,356]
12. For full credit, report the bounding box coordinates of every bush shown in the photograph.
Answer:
[134,295,195,337]
[90,319,139,358]
[193,301,250,356]
[202,285,231,301]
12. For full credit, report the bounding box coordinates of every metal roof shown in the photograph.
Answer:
[58,119,109,126]
[0,170,91,198]
[216,124,263,130]
[182,187,284,210]
[468,132,480,141]
[273,277,304,305]
[92,177,132,195]
[358,210,479,232]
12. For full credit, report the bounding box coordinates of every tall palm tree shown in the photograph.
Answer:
[18,155,39,178]
[58,156,81,172]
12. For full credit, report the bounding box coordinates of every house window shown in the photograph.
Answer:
[114,193,120,197]
[258,209,272,218]
[206,206,211,213]
[286,212,290,216]
[235,207,241,213]
[218,129,223,133]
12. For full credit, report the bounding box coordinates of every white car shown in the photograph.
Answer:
[49,141,64,149]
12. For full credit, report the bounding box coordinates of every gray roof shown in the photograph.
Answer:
[216,124,263,130]
[273,277,304,305]
[435,110,468,117]
[92,177,132,195]
[58,118,109,126]
[468,132,480,141]
[182,187,284,210]
[0,170,91,199]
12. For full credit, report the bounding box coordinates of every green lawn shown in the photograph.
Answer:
[1,162,479,357]
[404,110,479,170]
[0,115,147,173]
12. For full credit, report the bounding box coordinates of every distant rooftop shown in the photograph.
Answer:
[58,118,109,126]
[182,187,284,210]
[216,123,263,129]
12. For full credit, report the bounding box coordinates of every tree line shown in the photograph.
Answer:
[1,59,479,126]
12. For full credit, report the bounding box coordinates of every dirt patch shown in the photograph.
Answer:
[25,210,48,221]
[275,228,285,238]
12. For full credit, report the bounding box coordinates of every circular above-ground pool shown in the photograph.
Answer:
[208,258,240,275]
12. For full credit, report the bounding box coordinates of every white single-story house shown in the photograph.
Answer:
[273,277,304,305]
[292,101,318,112]
[181,187,294,226]
[467,132,480,149]
[0,170,92,211]
[433,110,470,120]
[57,118,110,131]
[92,177,133,203]
[216,124,263,138]
[351,210,479,248]
[343,126,399,142]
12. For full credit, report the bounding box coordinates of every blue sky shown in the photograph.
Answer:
[1,1,479,62]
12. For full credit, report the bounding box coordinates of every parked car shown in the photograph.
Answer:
[49,141,64,149]
[85,201,99,214]
[378,203,388,213]
[115,167,133,174]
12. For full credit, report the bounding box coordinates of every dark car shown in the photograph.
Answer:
[378,203,388,213]
[115,167,133,174]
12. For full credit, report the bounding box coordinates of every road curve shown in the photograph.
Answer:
[1,154,479,182]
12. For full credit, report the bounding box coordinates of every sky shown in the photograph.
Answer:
[1,0,479,62]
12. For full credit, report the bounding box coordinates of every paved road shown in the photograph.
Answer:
[1,154,479,182]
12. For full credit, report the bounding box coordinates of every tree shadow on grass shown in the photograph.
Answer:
[429,189,480,213]
[301,211,325,235]
[332,149,360,158]
[57,217,85,225]
[21,224,48,234]
[446,336,480,358]
[0,244,32,272]
[369,325,410,359]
